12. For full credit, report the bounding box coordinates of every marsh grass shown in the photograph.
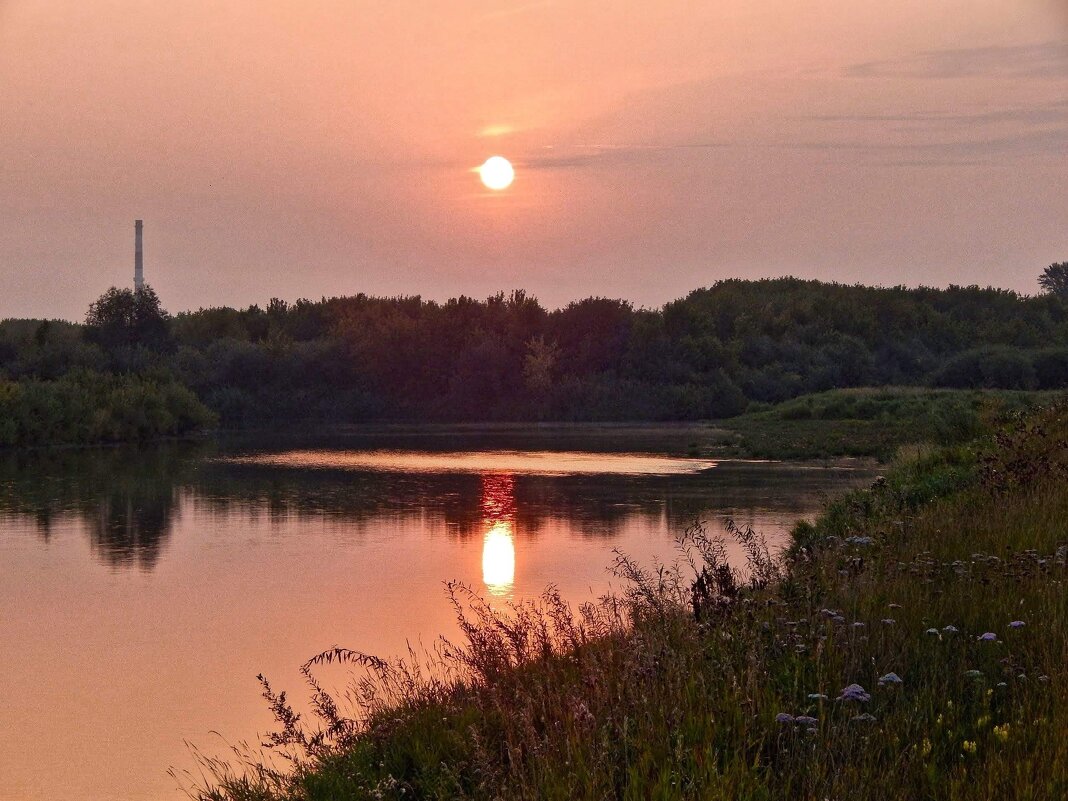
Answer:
[717,387,1057,459]
[195,399,1068,800]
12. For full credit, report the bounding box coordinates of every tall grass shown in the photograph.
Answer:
[193,399,1068,800]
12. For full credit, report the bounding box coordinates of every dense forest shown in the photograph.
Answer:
[1,276,1066,439]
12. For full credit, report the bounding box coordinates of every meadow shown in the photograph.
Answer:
[195,397,1068,799]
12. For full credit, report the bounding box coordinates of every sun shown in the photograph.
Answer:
[478,156,515,190]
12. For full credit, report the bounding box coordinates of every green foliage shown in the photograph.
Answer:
[85,285,171,351]
[162,279,1068,424]
[0,371,215,447]
[715,388,1055,460]
[5,278,1068,431]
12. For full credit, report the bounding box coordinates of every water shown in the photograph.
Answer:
[0,426,874,800]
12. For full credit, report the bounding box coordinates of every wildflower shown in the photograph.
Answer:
[996,682,1007,689]
[1038,675,1049,683]
[852,622,866,629]
[921,738,932,756]
[962,740,977,754]
[775,713,795,724]
[838,684,871,702]
[925,628,940,637]
[993,724,1010,742]
[942,625,958,634]
[964,670,984,680]
[878,672,903,686]
[889,603,902,609]
[832,614,846,624]
[1009,620,1025,629]
[852,713,877,723]
[796,715,818,726]
[882,618,895,625]
[846,535,874,546]
[977,715,990,728]
[978,632,997,642]
[807,693,828,701]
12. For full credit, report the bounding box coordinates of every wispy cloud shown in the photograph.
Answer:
[520,141,734,169]
[802,99,1068,128]
[846,41,1068,80]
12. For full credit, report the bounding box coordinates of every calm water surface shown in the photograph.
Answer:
[0,426,874,800]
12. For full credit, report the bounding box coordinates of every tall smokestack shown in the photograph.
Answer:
[134,219,144,291]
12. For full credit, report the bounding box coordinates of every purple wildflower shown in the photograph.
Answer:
[838,684,871,703]
[796,715,818,726]
[943,625,958,634]
[1009,621,1025,629]
[878,672,903,686]
[852,713,877,723]
[979,632,997,642]
[775,713,795,724]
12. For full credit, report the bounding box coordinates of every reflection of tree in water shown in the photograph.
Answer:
[89,488,176,570]
[192,459,870,542]
[0,443,206,570]
[1,439,874,570]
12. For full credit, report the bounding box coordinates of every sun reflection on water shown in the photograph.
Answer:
[480,473,516,596]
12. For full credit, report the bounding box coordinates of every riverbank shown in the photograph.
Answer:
[0,384,1050,462]
[198,396,1067,800]
[712,386,1058,460]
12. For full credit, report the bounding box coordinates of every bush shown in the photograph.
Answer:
[0,371,215,448]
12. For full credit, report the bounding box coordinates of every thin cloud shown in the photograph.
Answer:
[522,141,734,170]
[846,42,1068,80]
[803,99,1068,128]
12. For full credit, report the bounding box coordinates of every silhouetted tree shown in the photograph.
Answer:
[1039,262,1068,298]
[85,286,170,349]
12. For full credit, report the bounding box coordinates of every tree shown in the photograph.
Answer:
[85,285,170,350]
[1039,262,1068,298]
[523,335,559,392]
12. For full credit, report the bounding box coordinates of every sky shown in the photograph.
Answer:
[1,1,1066,320]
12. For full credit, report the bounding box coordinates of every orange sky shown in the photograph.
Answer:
[1,1,1066,319]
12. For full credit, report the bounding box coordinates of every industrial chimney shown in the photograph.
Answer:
[134,219,144,291]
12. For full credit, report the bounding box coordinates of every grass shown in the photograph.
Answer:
[709,387,1057,460]
[193,396,1068,800]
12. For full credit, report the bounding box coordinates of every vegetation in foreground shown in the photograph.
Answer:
[192,398,1068,800]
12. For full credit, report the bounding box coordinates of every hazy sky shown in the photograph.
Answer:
[1,1,1066,319]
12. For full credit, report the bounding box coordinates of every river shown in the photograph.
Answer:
[0,425,874,800]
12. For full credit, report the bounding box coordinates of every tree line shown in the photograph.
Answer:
[1,269,1066,435]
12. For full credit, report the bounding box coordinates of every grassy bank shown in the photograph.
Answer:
[196,396,1067,800]
[709,387,1056,460]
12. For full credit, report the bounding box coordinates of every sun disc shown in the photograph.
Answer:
[478,156,515,190]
